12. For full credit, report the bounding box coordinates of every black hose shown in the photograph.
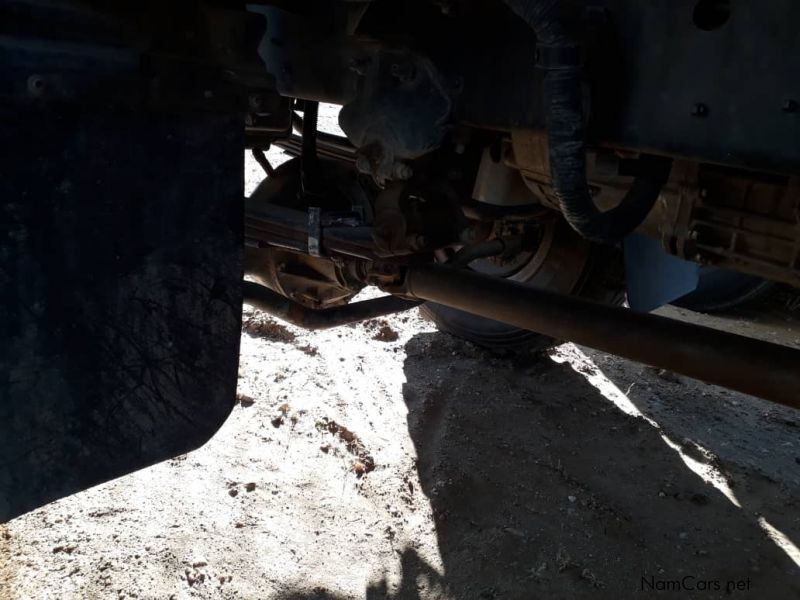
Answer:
[503,0,672,243]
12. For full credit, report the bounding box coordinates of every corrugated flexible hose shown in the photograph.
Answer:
[503,0,672,243]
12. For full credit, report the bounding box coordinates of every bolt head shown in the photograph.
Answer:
[27,75,46,96]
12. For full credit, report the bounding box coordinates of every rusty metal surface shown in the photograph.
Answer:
[510,127,800,288]
[404,264,800,408]
[677,171,800,286]
[243,281,418,330]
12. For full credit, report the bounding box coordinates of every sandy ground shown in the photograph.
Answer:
[2,109,800,600]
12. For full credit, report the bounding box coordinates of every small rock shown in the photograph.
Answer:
[186,569,206,587]
[581,568,604,588]
[362,455,376,473]
[192,559,208,568]
[530,561,548,582]
[245,482,256,492]
[373,324,399,342]
[242,316,296,342]
[236,393,255,407]
[645,366,681,383]
[567,495,577,503]
[228,488,238,497]
[271,416,284,428]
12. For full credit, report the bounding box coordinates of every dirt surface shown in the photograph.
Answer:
[2,109,800,599]
[2,298,799,600]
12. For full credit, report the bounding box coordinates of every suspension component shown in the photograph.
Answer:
[243,281,419,329]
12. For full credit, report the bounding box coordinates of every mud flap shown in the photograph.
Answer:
[0,109,243,522]
[624,233,699,312]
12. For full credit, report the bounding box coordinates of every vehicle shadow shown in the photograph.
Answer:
[576,301,800,569]
[280,329,800,599]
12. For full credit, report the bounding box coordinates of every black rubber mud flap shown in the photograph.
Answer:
[0,109,243,522]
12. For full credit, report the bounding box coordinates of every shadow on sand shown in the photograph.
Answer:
[281,328,799,599]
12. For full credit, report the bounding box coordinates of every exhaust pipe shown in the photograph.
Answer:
[403,264,800,408]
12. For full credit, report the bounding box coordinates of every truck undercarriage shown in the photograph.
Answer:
[1,0,798,521]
